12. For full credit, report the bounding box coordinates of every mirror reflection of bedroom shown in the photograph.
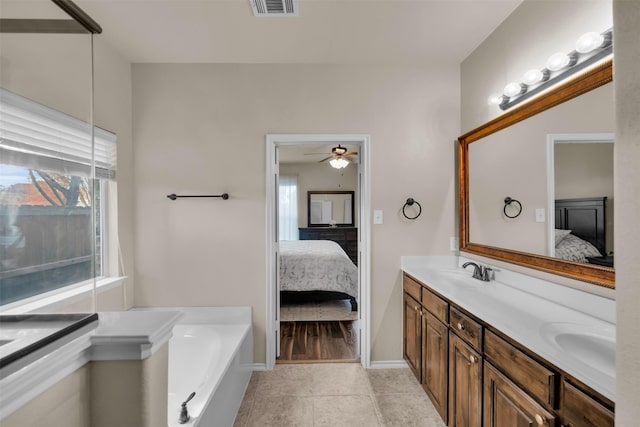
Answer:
[277,143,360,363]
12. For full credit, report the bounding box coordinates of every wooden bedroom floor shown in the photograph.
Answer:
[277,320,359,363]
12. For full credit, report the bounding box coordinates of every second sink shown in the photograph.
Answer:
[540,322,615,378]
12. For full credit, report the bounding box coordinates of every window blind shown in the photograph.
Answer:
[0,88,116,180]
[278,175,299,240]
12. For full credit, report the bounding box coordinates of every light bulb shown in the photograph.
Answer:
[487,94,503,106]
[576,32,605,54]
[503,82,524,98]
[329,157,349,169]
[546,52,571,71]
[522,69,544,85]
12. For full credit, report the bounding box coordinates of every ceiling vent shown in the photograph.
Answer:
[250,0,298,16]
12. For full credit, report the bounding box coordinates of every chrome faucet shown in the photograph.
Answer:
[178,392,196,424]
[462,262,492,282]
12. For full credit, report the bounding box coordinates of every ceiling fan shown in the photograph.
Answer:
[305,145,358,169]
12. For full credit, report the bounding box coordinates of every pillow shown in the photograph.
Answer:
[554,229,572,247]
[555,233,602,263]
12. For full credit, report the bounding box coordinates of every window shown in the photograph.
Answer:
[0,88,116,307]
[278,175,298,241]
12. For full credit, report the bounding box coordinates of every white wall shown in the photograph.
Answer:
[613,1,640,423]
[280,162,358,229]
[132,63,460,363]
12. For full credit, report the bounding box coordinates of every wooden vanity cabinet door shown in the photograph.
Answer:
[403,292,422,380]
[422,311,448,424]
[449,332,482,427]
[483,362,555,427]
[559,379,614,427]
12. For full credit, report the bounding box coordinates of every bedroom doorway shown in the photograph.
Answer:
[266,134,371,369]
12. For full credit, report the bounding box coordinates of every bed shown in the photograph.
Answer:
[279,240,358,311]
[554,197,612,266]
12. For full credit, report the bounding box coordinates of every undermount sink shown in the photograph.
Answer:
[540,322,615,378]
[432,269,484,288]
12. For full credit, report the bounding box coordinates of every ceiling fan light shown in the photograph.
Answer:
[330,157,349,169]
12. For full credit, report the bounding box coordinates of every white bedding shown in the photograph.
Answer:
[279,240,358,299]
[555,232,602,263]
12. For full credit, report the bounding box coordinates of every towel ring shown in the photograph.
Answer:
[402,198,422,220]
[503,197,522,219]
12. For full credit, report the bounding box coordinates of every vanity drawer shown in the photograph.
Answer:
[450,306,482,351]
[403,274,422,303]
[422,287,448,324]
[485,330,557,406]
[559,379,614,427]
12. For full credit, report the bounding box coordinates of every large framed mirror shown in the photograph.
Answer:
[307,190,355,227]
[458,59,614,288]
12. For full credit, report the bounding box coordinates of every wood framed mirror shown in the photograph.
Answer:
[458,59,614,288]
[307,190,355,227]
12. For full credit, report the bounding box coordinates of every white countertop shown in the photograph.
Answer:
[401,256,616,402]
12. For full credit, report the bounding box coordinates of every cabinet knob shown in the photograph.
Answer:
[469,355,477,363]
[457,322,465,330]
[414,306,420,311]
[535,414,544,425]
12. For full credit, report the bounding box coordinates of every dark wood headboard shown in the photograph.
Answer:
[555,197,607,255]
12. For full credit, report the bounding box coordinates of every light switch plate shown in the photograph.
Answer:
[450,237,459,251]
[535,208,545,223]
[373,210,383,224]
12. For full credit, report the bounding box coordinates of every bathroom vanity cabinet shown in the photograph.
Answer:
[448,306,483,427]
[403,291,421,378]
[402,274,449,422]
[402,272,614,427]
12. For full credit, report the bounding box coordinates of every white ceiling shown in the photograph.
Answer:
[64,0,524,64]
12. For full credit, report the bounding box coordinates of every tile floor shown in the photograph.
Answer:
[233,363,447,427]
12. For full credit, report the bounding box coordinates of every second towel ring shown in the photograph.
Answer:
[503,197,522,218]
[402,198,422,220]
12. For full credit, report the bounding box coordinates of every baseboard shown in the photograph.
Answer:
[368,360,408,369]
[252,363,268,371]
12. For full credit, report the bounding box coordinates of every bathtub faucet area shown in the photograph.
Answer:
[137,306,253,427]
[178,392,196,424]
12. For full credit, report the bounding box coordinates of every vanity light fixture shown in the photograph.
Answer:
[329,157,349,169]
[522,69,549,86]
[503,82,526,97]
[492,28,613,111]
[545,51,577,71]
[576,31,608,54]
